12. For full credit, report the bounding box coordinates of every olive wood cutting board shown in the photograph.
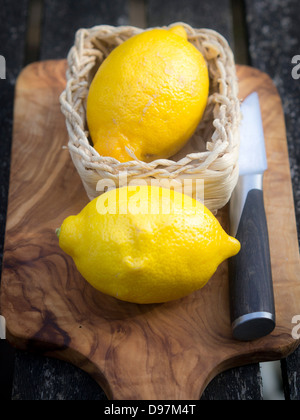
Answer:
[1,60,300,400]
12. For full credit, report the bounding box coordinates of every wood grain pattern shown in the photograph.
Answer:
[1,60,300,400]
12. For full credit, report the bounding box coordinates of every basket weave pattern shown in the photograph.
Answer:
[60,23,241,213]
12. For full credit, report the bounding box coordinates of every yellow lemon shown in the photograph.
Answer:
[86,25,209,163]
[57,186,240,304]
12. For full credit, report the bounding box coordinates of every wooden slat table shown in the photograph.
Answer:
[0,0,299,400]
[0,0,29,401]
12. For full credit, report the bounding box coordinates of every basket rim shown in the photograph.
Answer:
[59,22,241,212]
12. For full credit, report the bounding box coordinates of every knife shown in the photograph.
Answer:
[229,92,276,341]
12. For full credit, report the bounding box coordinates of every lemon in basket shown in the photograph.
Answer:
[57,186,240,304]
[86,25,209,163]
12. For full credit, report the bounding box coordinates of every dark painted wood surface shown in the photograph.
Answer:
[147,0,234,47]
[0,0,29,280]
[0,0,29,401]
[40,0,129,60]
[0,0,299,400]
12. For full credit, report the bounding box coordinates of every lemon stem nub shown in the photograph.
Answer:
[56,227,61,238]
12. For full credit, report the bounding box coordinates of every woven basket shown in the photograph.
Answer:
[59,22,241,213]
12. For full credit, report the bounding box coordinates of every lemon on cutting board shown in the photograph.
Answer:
[86,25,209,162]
[57,186,240,304]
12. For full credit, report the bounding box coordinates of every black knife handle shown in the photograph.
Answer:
[229,188,276,341]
